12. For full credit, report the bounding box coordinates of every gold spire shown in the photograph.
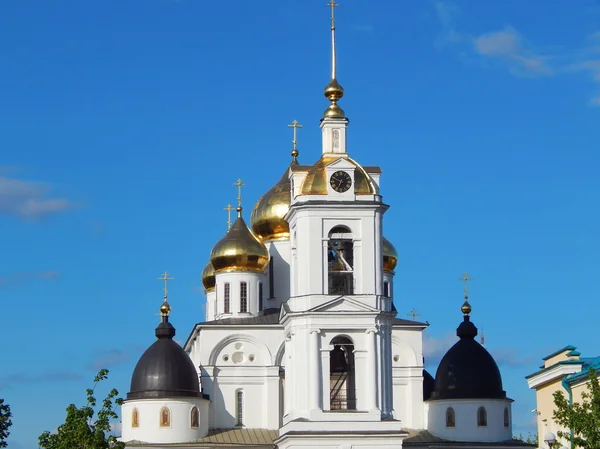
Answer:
[157,271,173,317]
[288,119,303,163]
[233,178,246,217]
[224,204,234,231]
[458,272,473,315]
[323,1,345,119]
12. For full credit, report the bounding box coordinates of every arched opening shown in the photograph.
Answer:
[224,282,230,313]
[191,406,199,428]
[236,390,244,426]
[445,407,455,427]
[327,226,354,295]
[132,407,139,428]
[477,406,487,427]
[160,406,170,427]
[504,407,509,428]
[329,336,356,410]
[240,281,248,312]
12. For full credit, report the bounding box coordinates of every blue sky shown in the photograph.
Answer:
[1,0,600,447]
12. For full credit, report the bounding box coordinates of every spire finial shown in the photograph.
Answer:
[233,179,245,217]
[323,1,345,119]
[157,271,173,319]
[407,308,420,321]
[458,272,473,315]
[288,119,303,162]
[224,204,234,231]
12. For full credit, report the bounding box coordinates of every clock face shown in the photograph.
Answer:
[329,170,352,193]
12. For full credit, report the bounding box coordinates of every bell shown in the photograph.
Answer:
[330,345,348,373]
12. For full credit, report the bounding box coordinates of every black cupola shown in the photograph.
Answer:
[430,299,506,401]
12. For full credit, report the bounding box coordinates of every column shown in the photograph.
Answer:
[284,335,291,416]
[320,347,332,411]
[309,329,321,411]
[365,329,378,411]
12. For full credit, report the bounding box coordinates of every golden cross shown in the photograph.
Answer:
[327,0,339,28]
[158,271,173,300]
[458,272,473,297]
[233,179,245,209]
[223,204,234,231]
[407,308,420,320]
[288,119,303,161]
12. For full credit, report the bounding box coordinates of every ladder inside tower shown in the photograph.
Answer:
[329,343,356,410]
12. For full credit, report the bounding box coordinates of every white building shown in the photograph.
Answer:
[120,4,531,449]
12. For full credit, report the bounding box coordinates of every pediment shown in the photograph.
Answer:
[326,158,355,171]
[310,296,379,313]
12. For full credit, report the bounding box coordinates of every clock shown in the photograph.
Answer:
[329,170,352,193]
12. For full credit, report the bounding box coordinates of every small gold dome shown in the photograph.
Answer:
[160,301,171,316]
[251,166,293,241]
[300,156,376,195]
[461,299,472,316]
[201,261,216,291]
[382,236,398,273]
[210,215,269,273]
[323,79,345,118]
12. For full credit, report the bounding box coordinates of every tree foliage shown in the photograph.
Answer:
[553,368,600,449]
[38,369,125,449]
[0,398,12,448]
[514,432,538,445]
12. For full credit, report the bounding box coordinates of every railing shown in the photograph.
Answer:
[328,272,354,295]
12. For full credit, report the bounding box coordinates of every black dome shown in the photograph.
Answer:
[127,319,201,400]
[430,316,506,400]
[423,369,435,401]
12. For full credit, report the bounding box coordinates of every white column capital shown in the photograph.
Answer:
[310,328,322,335]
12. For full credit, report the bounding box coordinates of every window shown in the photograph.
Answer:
[224,283,230,313]
[258,282,263,311]
[236,391,244,426]
[191,406,199,428]
[160,406,170,427]
[132,408,139,428]
[269,257,274,299]
[477,407,487,427]
[504,407,509,428]
[240,282,248,312]
[328,226,354,295]
[383,281,390,297]
[445,407,455,427]
[329,336,356,410]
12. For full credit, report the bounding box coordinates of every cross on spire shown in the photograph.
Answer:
[458,272,473,298]
[407,308,420,320]
[327,0,338,29]
[233,179,245,216]
[288,119,303,162]
[223,203,234,231]
[158,271,173,300]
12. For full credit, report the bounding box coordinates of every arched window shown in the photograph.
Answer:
[329,336,356,410]
[240,282,248,312]
[236,391,244,426]
[328,226,354,295]
[504,407,510,428]
[477,407,487,427]
[132,407,139,428]
[258,282,263,311]
[445,407,455,427]
[224,282,230,313]
[160,406,171,427]
[191,406,199,428]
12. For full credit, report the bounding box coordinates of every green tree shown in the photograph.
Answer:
[553,368,600,449]
[0,398,12,448]
[38,369,125,449]
[514,432,538,445]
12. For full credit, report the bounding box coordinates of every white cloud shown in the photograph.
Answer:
[434,1,463,48]
[0,270,61,287]
[423,332,457,365]
[0,175,74,220]
[473,27,552,77]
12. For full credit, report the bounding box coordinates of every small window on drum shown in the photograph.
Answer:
[446,407,455,428]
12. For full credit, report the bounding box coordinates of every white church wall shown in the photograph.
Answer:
[427,398,513,442]
[205,289,216,322]
[265,239,291,310]
[213,271,266,319]
[121,398,209,444]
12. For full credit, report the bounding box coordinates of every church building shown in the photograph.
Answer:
[119,4,531,449]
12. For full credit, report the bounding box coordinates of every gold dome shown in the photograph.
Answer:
[201,261,216,291]
[160,300,171,316]
[461,299,472,316]
[323,78,345,118]
[210,215,269,273]
[301,156,376,195]
[250,165,293,241]
[382,236,398,273]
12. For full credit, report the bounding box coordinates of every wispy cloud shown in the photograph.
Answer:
[86,347,141,371]
[0,175,75,220]
[0,270,61,288]
[423,332,457,366]
[473,27,553,77]
[1,369,83,388]
[434,0,462,48]
[488,346,538,368]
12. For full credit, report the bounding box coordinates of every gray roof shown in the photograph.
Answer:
[200,309,281,327]
[124,428,277,447]
[403,430,536,447]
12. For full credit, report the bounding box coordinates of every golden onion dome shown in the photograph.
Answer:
[382,236,398,273]
[201,261,216,291]
[250,165,294,241]
[210,213,269,273]
[301,156,376,195]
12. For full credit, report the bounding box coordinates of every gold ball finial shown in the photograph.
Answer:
[323,79,345,118]
[160,300,171,317]
[461,298,472,316]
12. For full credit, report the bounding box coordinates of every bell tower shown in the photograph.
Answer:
[276,3,406,448]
